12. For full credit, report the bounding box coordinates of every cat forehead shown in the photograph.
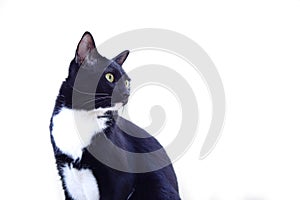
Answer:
[78,55,130,80]
[105,61,128,76]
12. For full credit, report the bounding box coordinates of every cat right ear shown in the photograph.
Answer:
[75,32,97,65]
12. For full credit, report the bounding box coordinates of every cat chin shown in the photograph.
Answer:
[92,102,123,116]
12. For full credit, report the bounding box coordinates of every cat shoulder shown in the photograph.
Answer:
[116,117,164,152]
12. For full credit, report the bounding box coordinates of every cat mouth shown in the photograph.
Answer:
[121,99,128,105]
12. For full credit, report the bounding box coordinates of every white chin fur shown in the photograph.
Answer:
[92,102,123,116]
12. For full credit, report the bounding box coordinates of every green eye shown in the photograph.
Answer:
[125,80,130,88]
[105,73,114,83]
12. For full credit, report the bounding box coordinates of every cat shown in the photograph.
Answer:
[50,32,181,200]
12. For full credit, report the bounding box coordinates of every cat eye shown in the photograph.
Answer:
[125,80,130,88]
[105,73,114,83]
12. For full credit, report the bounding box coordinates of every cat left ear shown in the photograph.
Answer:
[113,50,130,66]
[75,32,97,65]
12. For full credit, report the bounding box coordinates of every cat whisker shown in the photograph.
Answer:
[81,96,112,107]
[71,86,109,96]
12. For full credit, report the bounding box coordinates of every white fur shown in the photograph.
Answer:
[63,164,100,200]
[51,103,122,160]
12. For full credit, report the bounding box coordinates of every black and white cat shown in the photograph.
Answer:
[50,32,181,200]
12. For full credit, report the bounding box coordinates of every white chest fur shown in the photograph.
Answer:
[51,108,108,160]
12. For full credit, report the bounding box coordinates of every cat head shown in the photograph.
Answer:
[62,32,130,111]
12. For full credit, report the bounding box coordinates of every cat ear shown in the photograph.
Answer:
[75,32,97,65]
[113,50,130,66]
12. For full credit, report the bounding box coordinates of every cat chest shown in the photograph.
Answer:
[51,108,107,160]
[62,164,100,200]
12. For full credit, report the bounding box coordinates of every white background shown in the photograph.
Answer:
[0,0,300,199]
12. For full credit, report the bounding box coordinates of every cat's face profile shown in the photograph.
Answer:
[62,32,130,110]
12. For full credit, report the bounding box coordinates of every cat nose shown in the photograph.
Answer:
[122,92,129,99]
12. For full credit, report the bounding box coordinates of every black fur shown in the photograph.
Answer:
[50,32,181,200]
